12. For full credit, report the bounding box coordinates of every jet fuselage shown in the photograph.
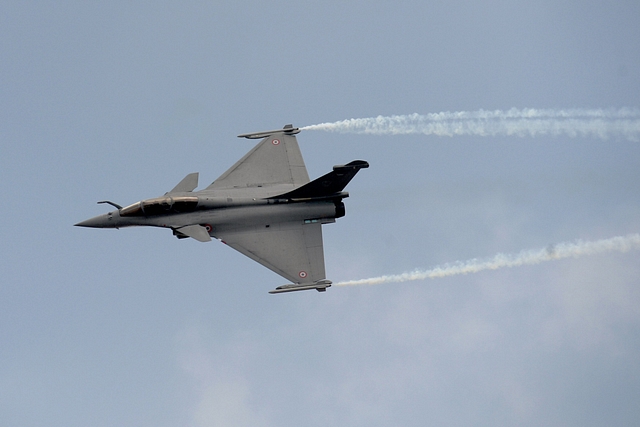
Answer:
[76,193,345,234]
[76,124,368,293]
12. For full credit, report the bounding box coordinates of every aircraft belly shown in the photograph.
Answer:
[258,201,333,220]
[113,201,336,232]
[205,202,337,231]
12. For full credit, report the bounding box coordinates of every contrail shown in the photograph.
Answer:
[336,233,640,287]
[302,108,640,141]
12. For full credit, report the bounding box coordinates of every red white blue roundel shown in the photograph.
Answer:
[272,139,280,145]
[298,271,308,279]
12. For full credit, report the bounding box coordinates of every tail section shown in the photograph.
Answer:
[270,160,369,200]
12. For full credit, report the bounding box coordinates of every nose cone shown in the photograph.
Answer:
[75,213,114,228]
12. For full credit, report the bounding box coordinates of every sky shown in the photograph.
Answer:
[2,1,640,426]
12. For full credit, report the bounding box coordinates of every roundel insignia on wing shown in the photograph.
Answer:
[298,271,308,279]
[271,139,280,145]
[202,224,213,232]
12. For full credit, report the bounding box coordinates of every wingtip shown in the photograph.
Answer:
[268,280,332,294]
[237,125,301,139]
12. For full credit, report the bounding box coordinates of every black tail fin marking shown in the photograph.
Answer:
[271,160,369,200]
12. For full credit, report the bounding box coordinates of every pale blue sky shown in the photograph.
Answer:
[2,2,640,426]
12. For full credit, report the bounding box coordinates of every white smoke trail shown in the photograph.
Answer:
[336,233,640,287]
[302,108,640,141]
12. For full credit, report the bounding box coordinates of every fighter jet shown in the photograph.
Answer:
[76,125,368,294]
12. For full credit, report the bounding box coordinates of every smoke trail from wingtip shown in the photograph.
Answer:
[302,108,640,141]
[336,233,640,287]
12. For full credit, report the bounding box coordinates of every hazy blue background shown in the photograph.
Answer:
[2,2,639,426]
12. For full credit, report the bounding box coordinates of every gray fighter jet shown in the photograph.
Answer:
[76,125,368,294]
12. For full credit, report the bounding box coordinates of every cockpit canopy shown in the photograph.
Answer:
[120,196,199,217]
